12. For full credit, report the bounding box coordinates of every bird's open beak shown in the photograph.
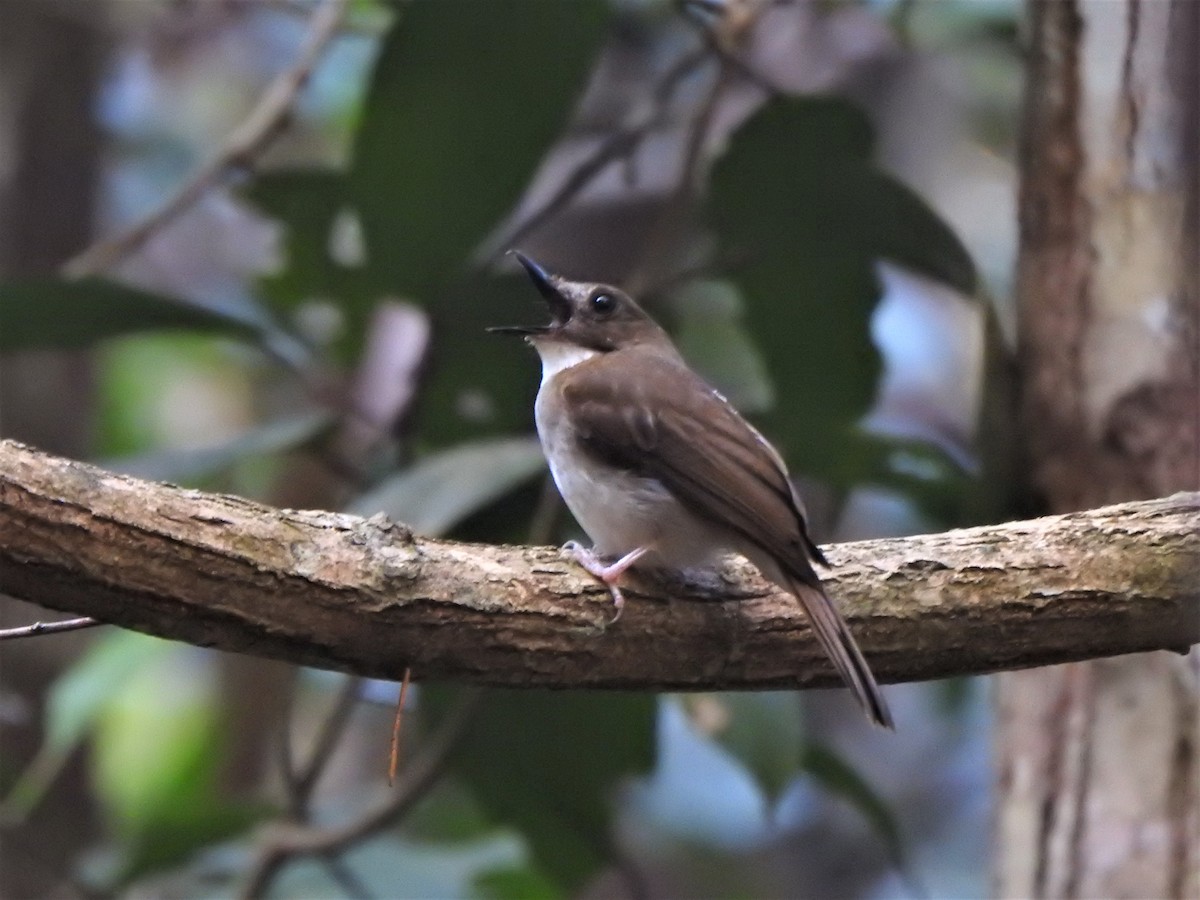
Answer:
[486,250,572,336]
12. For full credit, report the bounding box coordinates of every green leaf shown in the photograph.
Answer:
[350,0,609,296]
[860,173,978,296]
[51,633,170,754]
[800,742,909,878]
[0,278,285,352]
[91,645,262,885]
[424,689,656,893]
[242,5,607,379]
[0,631,165,823]
[714,98,975,295]
[348,436,545,536]
[402,778,497,844]
[807,431,972,527]
[94,333,254,458]
[710,97,976,480]
[474,863,561,900]
[700,692,803,804]
[241,170,370,314]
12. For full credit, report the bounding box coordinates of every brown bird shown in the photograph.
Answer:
[491,252,893,728]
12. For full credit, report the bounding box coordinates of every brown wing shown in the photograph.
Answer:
[562,350,825,584]
[565,349,894,728]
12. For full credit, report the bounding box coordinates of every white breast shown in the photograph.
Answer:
[530,340,727,568]
[534,340,601,379]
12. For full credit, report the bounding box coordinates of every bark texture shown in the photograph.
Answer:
[0,439,1196,690]
[999,0,1200,896]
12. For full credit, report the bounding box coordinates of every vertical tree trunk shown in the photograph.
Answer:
[0,0,105,453]
[0,3,108,896]
[996,1,1199,897]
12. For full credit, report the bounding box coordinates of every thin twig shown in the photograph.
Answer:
[625,1,782,297]
[682,6,782,99]
[241,689,482,899]
[627,48,732,297]
[387,667,412,786]
[294,676,363,802]
[64,0,350,278]
[0,617,102,641]
[319,854,374,900]
[499,45,713,258]
[280,674,365,820]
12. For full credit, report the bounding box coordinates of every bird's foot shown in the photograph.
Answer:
[561,541,648,624]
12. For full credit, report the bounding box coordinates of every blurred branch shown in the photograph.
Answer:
[500,45,712,257]
[280,674,364,821]
[241,689,481,899]
[2,439,1197,689]
[680,0,782,97]
[261,0,383,36]
[321,301,431,495]
[628,41,730,296]
[0,617,101,641]
[63,0,350,278]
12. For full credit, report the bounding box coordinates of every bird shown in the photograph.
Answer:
[489,251,893,728]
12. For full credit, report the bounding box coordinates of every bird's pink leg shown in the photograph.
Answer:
[561,541,649,623]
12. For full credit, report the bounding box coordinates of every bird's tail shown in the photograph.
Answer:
[785,574,894,729]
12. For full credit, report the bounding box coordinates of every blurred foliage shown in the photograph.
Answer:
[1,631,161,824]
[701,692,803,804]
[88,643,264,886]
[800,742,909,878]
[0,278,283,351]
[412,273,545,449]
[94,334,257,457]
[423,688,656,894]
[2,634,261,890]
[666,279,776,415]
[350,0,608,300]
[347,435,545,534]
[0,0,1016,895]
[710,96,975,481]
[106,410,331,483]
[245,0,608,352]
[270,833,534,899]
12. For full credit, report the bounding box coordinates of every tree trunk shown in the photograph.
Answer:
[0,2,107,896]
[996,1,1199,897]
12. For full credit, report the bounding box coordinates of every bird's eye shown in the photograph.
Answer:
[589,292,617,316]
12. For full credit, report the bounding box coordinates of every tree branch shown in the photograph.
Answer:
[0,616,100,640]
[0,439,1196,689]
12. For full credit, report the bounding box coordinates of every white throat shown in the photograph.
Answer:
[531,339,599,382]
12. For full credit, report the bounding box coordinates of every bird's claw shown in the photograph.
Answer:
[560,541,629,625]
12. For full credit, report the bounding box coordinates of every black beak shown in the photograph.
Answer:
[512,251,559,303]
[486,323,543,336]
[486,250,572,337]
